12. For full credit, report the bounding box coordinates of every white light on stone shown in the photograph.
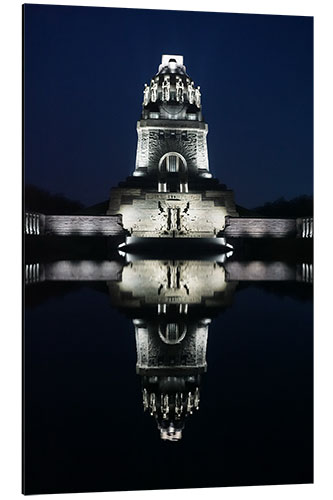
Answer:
[161,54,183,66]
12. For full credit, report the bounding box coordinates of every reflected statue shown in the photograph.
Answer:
[135,316,209,441]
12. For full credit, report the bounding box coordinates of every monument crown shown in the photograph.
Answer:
[158,54,186,73]
[142,53,202,115]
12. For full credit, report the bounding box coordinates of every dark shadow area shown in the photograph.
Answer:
[236,281,313,302]
[251,195,313,218]
[25,184,85,215]
[25,281,109,309]
[24,235,124,263]
[229,238,313,262]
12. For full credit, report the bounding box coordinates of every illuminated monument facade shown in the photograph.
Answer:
[107,55,238,238]
[25,54,312,240]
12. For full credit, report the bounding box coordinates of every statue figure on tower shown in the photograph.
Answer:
[162,75,170,102]
[143,83,150,106]
[195,86,201,107]
[150,79,158,102]
[188,81,195,104]
[176,76,184,103]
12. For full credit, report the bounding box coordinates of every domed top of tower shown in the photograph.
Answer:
[141,54,203,121]
[157,55,187,75]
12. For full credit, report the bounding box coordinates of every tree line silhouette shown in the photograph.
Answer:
[25,184,84,215]
[25,184,313,218]
[251,195,313,218]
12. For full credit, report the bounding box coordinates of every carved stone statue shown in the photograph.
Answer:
[150,79,158,102]
[162,76,170,101]
[176,77,184,103]
[143,83,150,106]
[195,86,201,107]
[188,81,195,104]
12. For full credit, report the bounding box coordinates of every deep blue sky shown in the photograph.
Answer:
[24,4,313,208]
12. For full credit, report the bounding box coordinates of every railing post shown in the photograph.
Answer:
[24,212,44,235]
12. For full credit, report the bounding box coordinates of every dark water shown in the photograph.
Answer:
[24,262,313,494]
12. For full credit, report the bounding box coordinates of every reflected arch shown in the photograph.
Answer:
[158,323,187,344]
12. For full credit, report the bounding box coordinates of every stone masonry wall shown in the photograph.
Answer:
[135,122,209,175]
[223,217,297,238]
[43,215,124,236]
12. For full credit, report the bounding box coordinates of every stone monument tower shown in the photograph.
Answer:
[107,55,238,238]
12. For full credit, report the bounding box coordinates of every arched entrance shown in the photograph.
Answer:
[158,152,188,193]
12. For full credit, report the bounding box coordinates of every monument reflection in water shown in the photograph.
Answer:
[26,253,312,447]
[108,258,237,441]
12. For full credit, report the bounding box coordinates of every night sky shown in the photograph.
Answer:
[23,4,313,208]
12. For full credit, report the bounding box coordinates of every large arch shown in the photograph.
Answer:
[158,152,187,172]
[158,152,188,193]
[158,323,187,345]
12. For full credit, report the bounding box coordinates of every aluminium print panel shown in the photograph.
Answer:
[23,4,313,495]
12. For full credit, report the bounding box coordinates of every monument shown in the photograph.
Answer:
[107,55,239,239]
[24,55,312,240]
